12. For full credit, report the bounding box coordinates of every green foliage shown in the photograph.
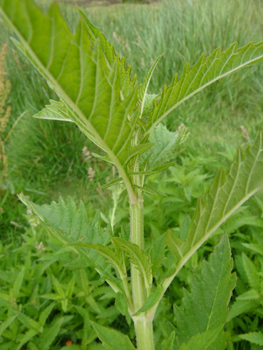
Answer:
[140,123,189,173]
[174,235,235,350]
[165,132,263,268]
[1,0,263,349]
[239,332,263,346]
[91,322,136,350]
[178,328,225,350]
[0,218,134,349]
[145,42,263,132]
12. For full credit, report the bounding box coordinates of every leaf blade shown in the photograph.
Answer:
[147,42,263,132]
[174,235,235,348]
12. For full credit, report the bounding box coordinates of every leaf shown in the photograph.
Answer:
[162,331,175,350]
[140,124,186,171]
[146,42,263,132]
[39,302,56,327]
[99,178,123,190]
[222,215,263,234]
[178,328,225,350]
[137,54,163,117]
[227,299,259,322]
[133,285,163,316]
[239,332,263,346]
[150,233,167,274]
[174,235,235,349]
[38,317,65,350]
[17,313,42,333]
[134,184,167,197]
[112,238,152,289]
[51,274,65,299]
[236,289,260,301]
[242,253,260,290]
[34,100,73,122]
[242,243,263,256]
[0,0,153,202]
[0,315,18,336]
[164,132,263,273]
[115,292,128,315]
[91,322,136,350]
[13,266,25,298]
[66,242,125,276]
[15,329,38,350]
[78,8,133,97]
[18,195,116,281]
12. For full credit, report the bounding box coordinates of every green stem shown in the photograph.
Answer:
[130,193,145,311]
[129,171,155,349]
[133,317,155,350]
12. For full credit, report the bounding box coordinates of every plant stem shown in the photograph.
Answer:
[130,192,145,311]
[133,317,155,350]
[129,174,155,349]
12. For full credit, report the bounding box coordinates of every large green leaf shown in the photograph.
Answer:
[18,194,119,283]
[173,235,235,350]
[0,0,152,201]
[146,42,263,132]
[178,328,225,350]
[164,132,263,272]
[91,322,136,350]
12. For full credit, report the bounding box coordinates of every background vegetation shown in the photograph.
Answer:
[0,0,263,349]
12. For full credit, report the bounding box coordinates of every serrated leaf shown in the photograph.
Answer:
[222,215,263,234]
[34,100,73,122]
[66,242,125,276]
[164,132,263,278]
[174,235,235,349]
[150,233,167,274]
[242,253,260,290]
[18,195,116,281]
[239,332,263,346]
[112,238,152,289]
[178,328,225,350]
[91,322,136,350]
[242,243,263,256]
[0,0,153,203]
[78,8,134,97]
[227,299,259,321]
[146,42,263,132]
